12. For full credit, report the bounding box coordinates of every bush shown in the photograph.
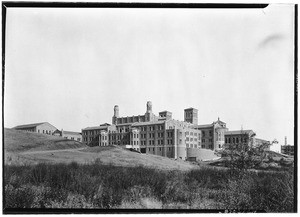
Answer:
[3,162,295,212]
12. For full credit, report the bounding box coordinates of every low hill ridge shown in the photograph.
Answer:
[4,128,197,170]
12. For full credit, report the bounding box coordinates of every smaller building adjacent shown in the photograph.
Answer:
[281,145,294,156]
[13,122,57,135]
[13,122,82,142]
[53,129,82,142]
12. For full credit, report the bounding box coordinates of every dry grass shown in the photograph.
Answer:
[4,128,197,170]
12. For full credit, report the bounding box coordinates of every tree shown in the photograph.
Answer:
[217,133,278,170]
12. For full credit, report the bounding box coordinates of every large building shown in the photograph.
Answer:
[82,101,230,160]
[82,101,269,160]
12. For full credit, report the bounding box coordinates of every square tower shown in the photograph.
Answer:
[184,108,198,125]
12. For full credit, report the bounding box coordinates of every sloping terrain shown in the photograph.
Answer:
[4,128,85,153]
[4,128,197,170]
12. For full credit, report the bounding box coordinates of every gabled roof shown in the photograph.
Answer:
[100,123,111,126]
[14,122,47,129]
[225,130,254,135]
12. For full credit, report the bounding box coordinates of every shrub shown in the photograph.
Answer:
[5,184,35,208]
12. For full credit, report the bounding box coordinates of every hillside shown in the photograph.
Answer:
[4,128,197,170]
[4,128,85,153]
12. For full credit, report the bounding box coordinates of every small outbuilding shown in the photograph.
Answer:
[13,122,57,135]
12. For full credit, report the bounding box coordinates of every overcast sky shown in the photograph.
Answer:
[4,4,295,150]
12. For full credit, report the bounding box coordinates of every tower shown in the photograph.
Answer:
[184,108,198,125]
[145,101,154,122]
[112,105,119,125]
[146,101,152,113]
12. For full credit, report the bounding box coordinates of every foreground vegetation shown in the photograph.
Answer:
[4,161,294,212]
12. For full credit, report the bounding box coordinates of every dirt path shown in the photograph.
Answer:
[21,147,87,155]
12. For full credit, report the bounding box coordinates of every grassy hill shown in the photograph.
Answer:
[4,128,197,170]
[4,128,85,153]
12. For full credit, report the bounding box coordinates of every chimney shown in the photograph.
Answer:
[285,136,287,146]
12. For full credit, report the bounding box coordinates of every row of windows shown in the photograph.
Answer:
[185,132,199,136]
[186,137,199,142]
[140,125,164,131]
[186,144,198,148]
[225,137,247,143]
[202,130,213,137]
[131,141,139,145]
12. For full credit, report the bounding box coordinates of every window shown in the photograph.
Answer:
[233,138,235,143]
[153,148,155,151]
[159,148,161,151]
[186,144,189,148]
[202,131,205,136]
[202,139,205,143]
[225,138,227,143]
[236,138,239,143]
[209,139,212,142]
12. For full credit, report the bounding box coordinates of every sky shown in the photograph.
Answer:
[4,4,295,151]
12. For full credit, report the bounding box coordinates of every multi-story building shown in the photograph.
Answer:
[193,118,228,150]
[82,101,268,160]
[224,130,255,151]
[82,101,229,160]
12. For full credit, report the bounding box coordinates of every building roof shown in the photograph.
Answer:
[14,122,48,129]
[116,123,134,126]
[225,130,254,135]
[100,123,111,126]
[159,110,172,113]
[132,120,165,126]
[184,107,198,111]
[63,130,81,135]
[194,124,213,128]
[82,126,109,130]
